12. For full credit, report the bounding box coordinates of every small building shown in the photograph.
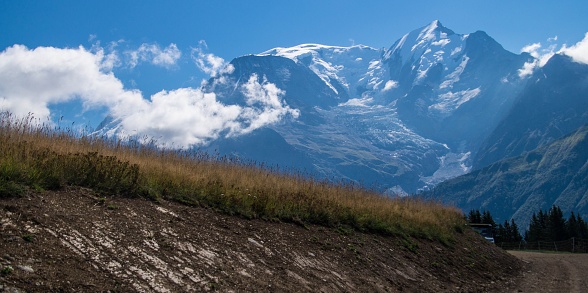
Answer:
[468,223,495,243]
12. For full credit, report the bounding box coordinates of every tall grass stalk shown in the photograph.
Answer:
[0,112,464,243]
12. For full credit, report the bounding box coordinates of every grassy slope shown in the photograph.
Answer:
[0,112,464,244]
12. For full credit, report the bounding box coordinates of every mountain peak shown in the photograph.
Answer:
[424,20,447,33]
[384,20,457,62]
[417,20,455,41]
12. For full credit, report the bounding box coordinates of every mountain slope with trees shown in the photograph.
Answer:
[425,124,588,228]
[474,54,588,169]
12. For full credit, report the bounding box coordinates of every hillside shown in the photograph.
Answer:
[474,54,588,169]
[426,124,588,228]
[1,187,522,292]
[0,111,524,291]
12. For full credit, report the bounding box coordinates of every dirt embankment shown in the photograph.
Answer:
[1,187,522,292]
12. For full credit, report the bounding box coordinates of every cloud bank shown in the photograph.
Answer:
[120,74,299,147]
[560,32,588,65]
[0,44,298,148]
[0,45,144,119]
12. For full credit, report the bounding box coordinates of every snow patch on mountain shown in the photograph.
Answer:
[439,56,469,89]
[419,152,472,192]
[429,88,481,117]
[382,80,399,92]
[338,97,374,107]
[259,44,387,98]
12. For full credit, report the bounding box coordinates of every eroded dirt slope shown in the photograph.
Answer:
[1,187,521,292]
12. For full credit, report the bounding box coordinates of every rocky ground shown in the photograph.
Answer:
[1,187,522,292]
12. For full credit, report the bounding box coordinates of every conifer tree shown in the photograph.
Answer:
[468,209,482,223]
[525,206,588,243]
[495,219,522,243]
[547,205,567,241]
[567,211,579,238]
[525,212,542,242]
[510,219,523,242]
[495,222,506,243]
[482,210,496,226]
[577,215,588,239]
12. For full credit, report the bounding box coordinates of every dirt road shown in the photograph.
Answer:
[509,251,588,293]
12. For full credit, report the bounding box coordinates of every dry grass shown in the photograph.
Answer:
[0,112,465,243]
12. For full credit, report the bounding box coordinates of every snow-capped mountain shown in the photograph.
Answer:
[259,44,386,98]
[200,52,450,193]
[382,21,531,150]
[384,20,481,117]
[384,20,468,91]
[96,20,539,194]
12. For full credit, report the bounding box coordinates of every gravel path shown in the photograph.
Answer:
[509,251,588,293]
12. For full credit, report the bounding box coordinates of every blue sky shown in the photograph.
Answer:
[3,0,586,55]
[1,0,587,144]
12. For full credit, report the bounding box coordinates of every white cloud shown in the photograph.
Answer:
[237,74,300,135]
[89,39,123,71]
[518,40,558,78]
[560,32,588,65]
[95,46,120,71]
[521,43,542,57]
[0,45,144,119]
[120,88,242,146]
[0,44,299,148]
[191,41,234,77]
[119,74,298,147]
[126,43,181,69]
[517,61,537,79]
[518,33,588,78]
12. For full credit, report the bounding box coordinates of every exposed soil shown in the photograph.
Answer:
[1,187,522,292]
[508,251,588,293]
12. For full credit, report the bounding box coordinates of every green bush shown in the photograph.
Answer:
[0,179,25,198]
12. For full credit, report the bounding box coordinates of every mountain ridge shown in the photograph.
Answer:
[474,53,588,169]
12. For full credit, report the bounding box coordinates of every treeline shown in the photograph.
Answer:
[467,206,588,243]
[525,206,588,242]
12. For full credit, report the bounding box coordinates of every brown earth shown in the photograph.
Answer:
[1,187,523,292]
[508,251,588,293]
